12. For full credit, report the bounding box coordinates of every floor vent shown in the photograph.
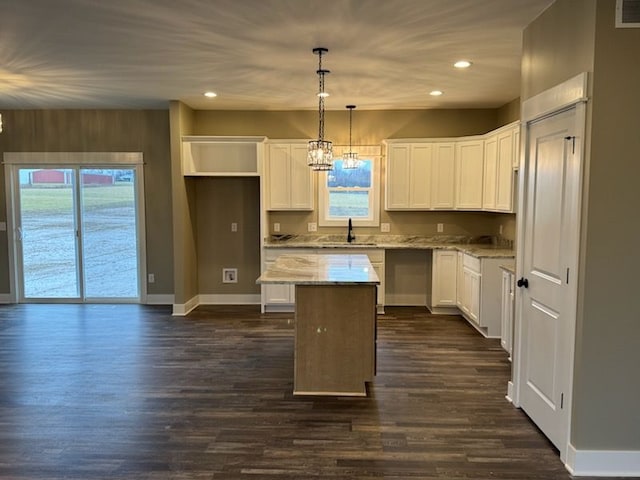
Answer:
[616,0,640,27]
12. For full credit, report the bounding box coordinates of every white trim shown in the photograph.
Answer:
[199,294,261,305]
[318,147,382,228]
[264,304,295,313]
[0,294,13,304]
[522,72,589,123]
[3,152,143,165]
[566,445,640,477]
[146,294,174,305]
[505,381,515,403]
[172,295,199,316]
[514,74,588,462]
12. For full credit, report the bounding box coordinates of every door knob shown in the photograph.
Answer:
[517,277,529,288]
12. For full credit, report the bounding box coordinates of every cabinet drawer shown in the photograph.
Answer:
[315,248,384,262]
[462,253,481,273]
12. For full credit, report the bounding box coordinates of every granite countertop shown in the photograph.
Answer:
[264,234,515,259]
[256,253,380,285]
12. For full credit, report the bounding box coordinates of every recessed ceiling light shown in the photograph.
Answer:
[454,60,472,69]
[204,91,217,98]
[430,90,443,96]
[317,91,330,98]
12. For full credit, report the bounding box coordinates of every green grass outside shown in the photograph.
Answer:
[20,184,135,213]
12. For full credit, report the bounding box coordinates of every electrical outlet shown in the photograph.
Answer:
[148,273,155,283]
[307,222,317,232]
[499,224,504,235]
[222,268,238,283]
[380,223,390,233]
[0,222,6,232]
[231,222,238,232]
[437,223,444,233]
[273,222,280,233]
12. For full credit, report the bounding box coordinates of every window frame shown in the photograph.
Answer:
[318,145,381,227]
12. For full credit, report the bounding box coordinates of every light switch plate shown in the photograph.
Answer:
[273,222,280,233]
[437,223,444,233]
[0,222,6,231]
[231,222,238,232]
[380,223,390,233]
[307,222,317,232]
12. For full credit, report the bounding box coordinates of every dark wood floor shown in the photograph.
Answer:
[0,304,597,479]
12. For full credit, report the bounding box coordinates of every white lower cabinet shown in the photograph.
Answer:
[500,269,515,358]
[262,248,298,312]
[429,249,458,313]
[456,253,503,338]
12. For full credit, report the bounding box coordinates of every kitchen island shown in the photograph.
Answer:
[257,253,380,396]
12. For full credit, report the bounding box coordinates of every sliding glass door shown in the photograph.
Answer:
[18,168,80,298]
[15,167,141,302]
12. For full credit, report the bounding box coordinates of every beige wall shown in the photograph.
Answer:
[572,0,640,449]
[169,101,198,304]
[0,109,173,296]
[523,0,640,450]
[193,109,500,141]
[496,98,521,126]
[195,177,261,294]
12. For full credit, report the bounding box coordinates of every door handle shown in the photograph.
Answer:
[517,277,529,288]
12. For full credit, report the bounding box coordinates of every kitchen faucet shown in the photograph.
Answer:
[347,218,355,243]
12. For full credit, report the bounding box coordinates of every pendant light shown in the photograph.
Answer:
[307,47,333,171]
[342,105,360,169]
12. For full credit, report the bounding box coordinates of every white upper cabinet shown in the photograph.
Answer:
[386,143,432,210]
[265,143,314,211]
[431,143,456,209]
[182,136,265,176]
[482,135,498,210]
[455,139,484,210]
[385,142,454,211]
[495,128,515,212]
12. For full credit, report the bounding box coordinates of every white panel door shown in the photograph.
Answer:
[518,106,581,452]
[432,250,457,306]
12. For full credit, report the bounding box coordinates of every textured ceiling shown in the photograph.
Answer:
[0,0,553,111]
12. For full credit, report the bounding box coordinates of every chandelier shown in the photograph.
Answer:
[342,105,360,169]
[307,47,333,171]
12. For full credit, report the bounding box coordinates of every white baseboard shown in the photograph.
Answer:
[505,381,514,403]
[0,294,13,304]
[146,294,174,305]
[199,294,260,305]
[172,295,199,316]
[566,444,640,477]
[264,304,295,313]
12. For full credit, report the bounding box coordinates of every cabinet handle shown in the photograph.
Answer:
[517,277,529,288]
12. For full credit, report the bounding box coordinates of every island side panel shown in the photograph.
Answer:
[294,284,376,396]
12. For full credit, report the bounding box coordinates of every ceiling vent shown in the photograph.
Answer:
[616,0,640,27]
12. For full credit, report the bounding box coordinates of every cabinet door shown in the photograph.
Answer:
[468,269,481,324]
[432,250,457,306]
[495,130,514,212]
[266,144,291,210]
[431,143,455,209]
[455,140,484,209]
[386,144,411,209]
[456,251,464,308]
[409,144,432,209]
[501,270,514,355]
[482,135,498,210]
[513,127,521,169]
[289,144,314,210]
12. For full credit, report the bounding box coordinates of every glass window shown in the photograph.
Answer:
[319,158,380,227]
